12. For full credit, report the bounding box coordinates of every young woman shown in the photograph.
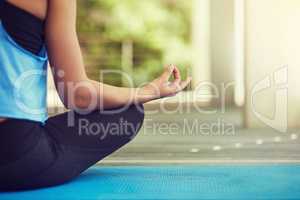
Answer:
[0,0,191,190]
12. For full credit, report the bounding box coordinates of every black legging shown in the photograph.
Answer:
[0,104,144,191]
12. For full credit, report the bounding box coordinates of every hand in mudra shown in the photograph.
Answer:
[140,65,192,102]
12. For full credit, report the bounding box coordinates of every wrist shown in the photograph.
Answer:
[134,86,158,104]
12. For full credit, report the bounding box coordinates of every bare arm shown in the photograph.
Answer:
[46,0,191,111]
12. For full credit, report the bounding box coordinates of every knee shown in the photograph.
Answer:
[125,104,145,141]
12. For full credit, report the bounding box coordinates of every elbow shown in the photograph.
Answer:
[73,88,95,110]
[60,80,97,111]
[72,87,96,110]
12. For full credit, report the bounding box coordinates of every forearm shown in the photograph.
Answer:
[72,66,190,111]
[88,79,156,110]
[63,78,153,110]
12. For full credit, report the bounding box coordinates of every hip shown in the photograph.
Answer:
[0,118,7,123]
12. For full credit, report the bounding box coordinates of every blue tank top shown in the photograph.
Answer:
[0,21,48,123]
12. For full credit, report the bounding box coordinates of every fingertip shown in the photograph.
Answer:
[168,64,175,71]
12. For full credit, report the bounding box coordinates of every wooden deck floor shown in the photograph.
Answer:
[100,108,300,165]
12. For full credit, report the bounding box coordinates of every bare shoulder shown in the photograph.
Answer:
[6,0,48,20]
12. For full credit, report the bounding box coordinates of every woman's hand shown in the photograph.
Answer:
[137,65,192,103]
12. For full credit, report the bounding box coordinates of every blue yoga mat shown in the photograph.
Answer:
[1,165,300,200]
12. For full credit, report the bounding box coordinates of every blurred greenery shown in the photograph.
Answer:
[77,0,192,86]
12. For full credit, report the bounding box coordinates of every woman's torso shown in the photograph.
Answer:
[0,0,48,124]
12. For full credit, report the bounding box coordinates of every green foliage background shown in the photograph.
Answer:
[77,0,192,86]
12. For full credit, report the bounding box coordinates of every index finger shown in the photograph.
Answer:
[173,65,181,85]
